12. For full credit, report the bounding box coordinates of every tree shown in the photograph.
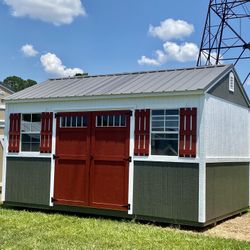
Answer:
[3,76,37,92]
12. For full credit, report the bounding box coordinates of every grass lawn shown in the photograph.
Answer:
[0,206,249,250]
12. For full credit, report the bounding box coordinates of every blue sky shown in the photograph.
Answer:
[0,0,249,96]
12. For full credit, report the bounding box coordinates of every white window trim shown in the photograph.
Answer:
[20,113,41,152]
[60,115,87,128]
[96,114,126,128]
[150,109,180,157]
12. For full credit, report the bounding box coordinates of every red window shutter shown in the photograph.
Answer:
[8,113,21,152]
[134,109,150,156]
[40,112,53,153]
[179,108,197,158]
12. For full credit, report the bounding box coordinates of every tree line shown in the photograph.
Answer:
[2,76,37,92]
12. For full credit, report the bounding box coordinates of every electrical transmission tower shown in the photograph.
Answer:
[197,0,250,84]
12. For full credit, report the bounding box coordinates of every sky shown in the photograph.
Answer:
[0,0,249,96]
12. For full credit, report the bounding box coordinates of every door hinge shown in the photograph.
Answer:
[128,111,133,117]
[51,197,57,202]
[53,154,59,160]
[124,156,132,162]
[54,113,58,118]
[122,204,131,210]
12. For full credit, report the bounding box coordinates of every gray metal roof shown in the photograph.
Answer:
[6,65,233,101]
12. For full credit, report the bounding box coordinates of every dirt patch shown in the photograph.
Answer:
[203,212,250,242]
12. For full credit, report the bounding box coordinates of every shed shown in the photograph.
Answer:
[1,64,250,227]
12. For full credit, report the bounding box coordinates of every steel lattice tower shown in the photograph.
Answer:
[197,0,250,84]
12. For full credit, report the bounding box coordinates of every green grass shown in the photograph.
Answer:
[0,206,249,250]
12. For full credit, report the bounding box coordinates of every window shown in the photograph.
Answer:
[21,113,41,152]
[151,110,179,156]
[229,72,235,92]
[96,115,126,127]
[60,115,87,128]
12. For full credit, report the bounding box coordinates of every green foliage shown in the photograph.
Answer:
[0,207,249,250]
[3,76,37,92]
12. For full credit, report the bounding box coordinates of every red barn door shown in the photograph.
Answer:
[53,112,91,206]
[53,110,130,211]
[89,111,130,210]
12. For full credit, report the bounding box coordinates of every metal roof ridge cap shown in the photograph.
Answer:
[47,64,228,81]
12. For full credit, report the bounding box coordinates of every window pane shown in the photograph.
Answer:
[165,121,179,127]
[115,115,120,126]
[120,115,126,126]
[21,133,40,152]
[31,143,40,152]
[61,117,66,127]
[151,136,178,156]
[31,121,41,132]
[66,117,71,127]
[22,114,31,122]
[152,116,164,121]
[166,116,179,121]
[21,121,31,132]
[82,116,87,127]
[22,134,31,143]
[22,114,31,132]
[97,116,102,126]
[32,114,41,122]
[103,115,108,126]
[76,116,81,127]
[21,143,31,152]
[72,116,77,127]
[108,115,114,126]
[152,110,164,116]
[166,110,179,115]
[152,121,164,128]
[31,134,40,143]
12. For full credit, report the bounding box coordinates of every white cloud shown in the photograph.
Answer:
[138,42,199,66]
[40,52,84,77]
[4,0,86,25]
[138,50,167,66]
[149,18,194,41]
[163,42,199,62]
[21,44,39,57]
[138,56,160,66]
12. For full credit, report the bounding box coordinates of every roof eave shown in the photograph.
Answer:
[5,90,204,104]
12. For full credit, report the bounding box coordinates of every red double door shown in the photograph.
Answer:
[53,111,130,211]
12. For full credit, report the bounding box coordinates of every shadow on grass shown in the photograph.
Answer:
[1,203,248,235]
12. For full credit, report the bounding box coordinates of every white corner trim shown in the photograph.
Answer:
[128,110,135,215]
[249,162,250,206]
[198,161,206,223]
[1,110,9,202]
[49,113,57,206]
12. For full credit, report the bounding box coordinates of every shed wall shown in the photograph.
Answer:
[5,157,51,205]
[204,94,250,159]
[208,73,249,108]
[133,161,199,222]
[206,162,249,221]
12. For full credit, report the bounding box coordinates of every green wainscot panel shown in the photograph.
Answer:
[5,157,51,206]
[206,162,249,221]
[133,161,199,222]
